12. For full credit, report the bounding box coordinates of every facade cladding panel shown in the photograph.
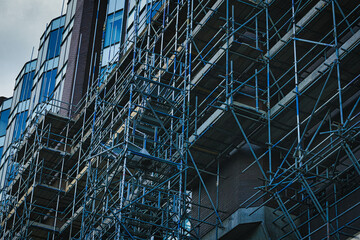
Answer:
[0,1,360,240]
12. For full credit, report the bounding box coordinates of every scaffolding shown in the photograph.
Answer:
[1,0,360,239]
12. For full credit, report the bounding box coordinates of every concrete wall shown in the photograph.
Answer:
[190,144,272,238]
[203,206,299,240]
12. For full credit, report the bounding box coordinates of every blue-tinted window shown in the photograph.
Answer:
[104,11,123,47]
[7,162,19,185]
[13,111,28,142]
[0,147,3,157]
[0,109,10,136]
[40,69,57,102]
[19,71,35,101]
[46,28,63,60]
[147,2,162,24]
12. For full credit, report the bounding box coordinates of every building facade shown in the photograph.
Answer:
[0,15,66,204]
[28,16,65,120]
[1,0,360,239]
[0,97,12,199]
[0,98,12,158]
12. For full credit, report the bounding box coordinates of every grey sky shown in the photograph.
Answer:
[0,0,64,97]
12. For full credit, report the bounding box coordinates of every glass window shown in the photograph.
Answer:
[2,99,12,110]
[40,69,57,102]
[13,111,28,142]
[147,1,162,24]
[0,147,3,158]
[19,71,35,101]
[0,109,10,137]
[129,0,135,11]
[104,11,123,47]
[108,0,125,14]
[7,162,19,185]
[51,16,65,30]
[46,28,63,60]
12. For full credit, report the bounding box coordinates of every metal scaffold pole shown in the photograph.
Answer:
[1,0,360,239]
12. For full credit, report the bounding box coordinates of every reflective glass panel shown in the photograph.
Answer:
[104,11,123,47]
[13,111,28,142]
[147,1,162,24]
[19,71,35,101]
[0,109,10,136]
[46,28,63,60]
[40,69,57,102]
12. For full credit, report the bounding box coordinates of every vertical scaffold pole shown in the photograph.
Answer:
[332,0,343,125]
[292,0,302,167]
[265,0,272,179]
